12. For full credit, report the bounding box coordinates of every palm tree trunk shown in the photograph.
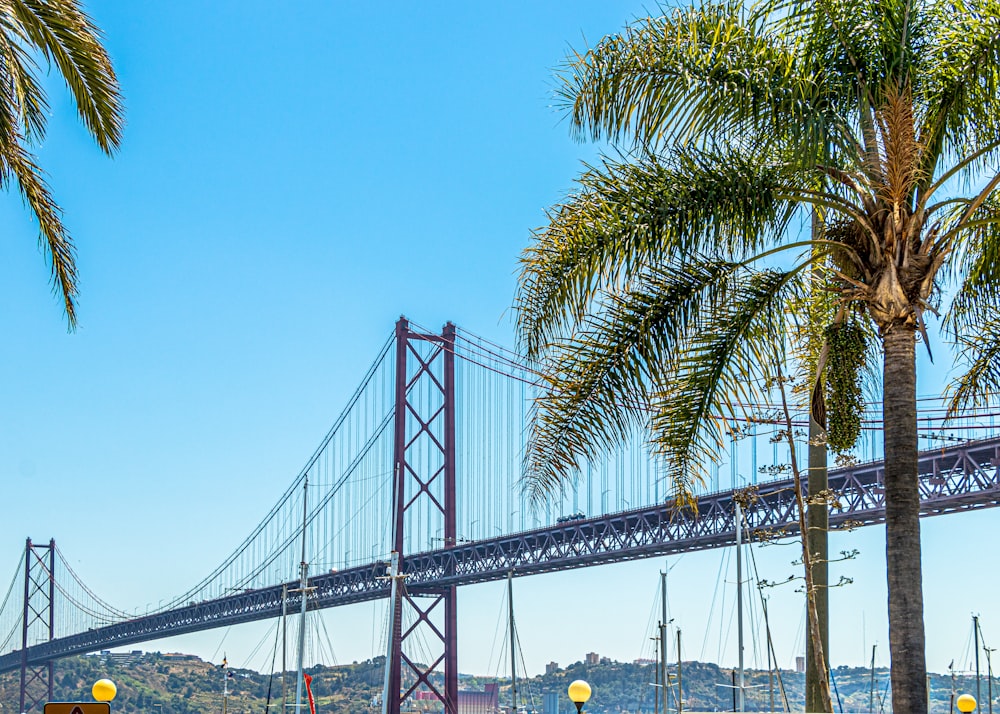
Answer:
[806,206,830,713]
[805,415,830,713]
[776,360,833,713]
[883,327,926,714]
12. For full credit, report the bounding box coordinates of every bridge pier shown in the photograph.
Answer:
[388,318,458,714]
[20,538,55,713]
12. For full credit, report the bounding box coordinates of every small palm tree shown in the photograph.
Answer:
[515,2,1000,712]
[0,0,124,326]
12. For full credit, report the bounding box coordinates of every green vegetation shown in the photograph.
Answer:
[0,652,385,714]
[823,320,867,454]
[2,651,989,713]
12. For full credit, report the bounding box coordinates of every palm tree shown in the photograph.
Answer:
[0,0,124,326]
[515,2,1000,712]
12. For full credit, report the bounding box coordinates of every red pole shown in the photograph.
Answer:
[443,322,458,714]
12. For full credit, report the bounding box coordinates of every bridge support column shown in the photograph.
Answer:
[20,538,55,713]
[389,318,458,714]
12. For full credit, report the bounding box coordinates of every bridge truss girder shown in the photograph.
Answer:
[2,437,998,676]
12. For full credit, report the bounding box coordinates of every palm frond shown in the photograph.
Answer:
[11,0,123,152]
[522,259,742,503]
[516,147,795,359]
[0,10,78,324]
[875,81,923,210]
[945,194,1000,335]
[919,0,1000,181]
[557,2,830,152]
[946,312,1000,413]
[649,265,807,502]
[0,16,47,142]
[0,140,77,324]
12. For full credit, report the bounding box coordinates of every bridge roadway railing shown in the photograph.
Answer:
[2,436,998,673]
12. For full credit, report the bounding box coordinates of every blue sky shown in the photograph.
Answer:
[0,0,995,691]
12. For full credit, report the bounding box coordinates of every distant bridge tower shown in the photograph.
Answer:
[387,318,458,714]
[20,538,55,713]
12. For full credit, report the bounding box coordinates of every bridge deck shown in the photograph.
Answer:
[2,437,997,673]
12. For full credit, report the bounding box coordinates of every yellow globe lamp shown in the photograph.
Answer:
[957,694,977,713]
[92,678,117,702]
[568,680,592,714]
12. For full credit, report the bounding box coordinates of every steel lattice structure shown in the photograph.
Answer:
[387,318,458,714]
[19,539,55,712]
[2,435,997,676]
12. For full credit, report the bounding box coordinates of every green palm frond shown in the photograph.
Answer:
[0,0,123,326]
[522,258,742,503]
[944,195,1000,335]
[0,21,47,142]
[649,265,807,502]
[516,146,795,359]
[0,140,77,322]
[946,311,1000,413]
[10,0,124,152]
[920,0,1000,174]
[557,2,829,152]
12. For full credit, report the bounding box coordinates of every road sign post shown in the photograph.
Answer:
[44,704,111,714]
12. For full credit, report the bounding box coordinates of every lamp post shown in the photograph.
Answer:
[958,693,978,714]
[92,679,117,704]
[568,680,591,714]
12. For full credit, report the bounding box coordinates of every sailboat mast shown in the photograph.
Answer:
[676,629,683,714]
[977,615,983,712]
[767,621,773,714]
[987,646,994,714]
[735,499,745,713]
[652,634,659,714]
[869,645,877,714]
[381,551,401,714]
[950,661,957,714]
[660,569,668,714]
[760,597,788,713]
[508,570,517,714]
[294,477,310,713]
[282,584,288,712]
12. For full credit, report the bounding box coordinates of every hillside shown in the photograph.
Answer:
[0,651,989,713]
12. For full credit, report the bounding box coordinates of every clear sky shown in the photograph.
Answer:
[0,0,995,691]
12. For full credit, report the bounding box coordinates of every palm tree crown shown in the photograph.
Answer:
[516,2,1000,712]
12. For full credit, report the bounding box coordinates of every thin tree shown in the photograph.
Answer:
[515,2,1000,712]
[0,0,124,326]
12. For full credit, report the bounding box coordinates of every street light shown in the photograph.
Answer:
[568,680,591,714]
[92,679,117,703]
[958,693,978,713]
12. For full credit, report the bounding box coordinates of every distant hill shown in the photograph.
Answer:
[0,650,989,713]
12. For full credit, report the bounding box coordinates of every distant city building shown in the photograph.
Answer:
[796,656,806,673]
[545,661,559,675]
[458,682,499,714]
[101,649,144,666]
[585,652,599,665]
[544,691,559,714]
[633,658,656,665]
[408,683,499,714]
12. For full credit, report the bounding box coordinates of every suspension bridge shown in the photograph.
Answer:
[1,318,998,712]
